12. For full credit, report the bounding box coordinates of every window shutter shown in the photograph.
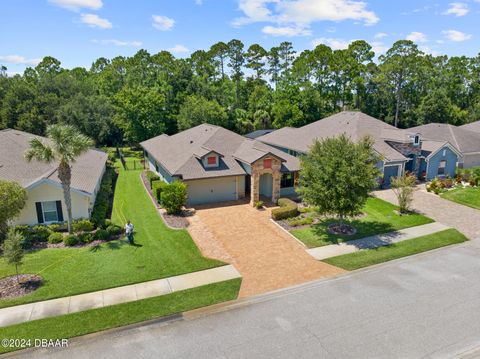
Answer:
[56,201,64,222]
[35,202,44,223]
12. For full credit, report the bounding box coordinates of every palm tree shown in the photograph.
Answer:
[25,125,93,233]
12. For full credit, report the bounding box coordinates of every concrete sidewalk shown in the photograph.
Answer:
[307,222,450,260]
[0,265,241,328]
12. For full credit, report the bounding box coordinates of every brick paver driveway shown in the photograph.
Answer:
[374,185,480,240]
[187,201,345,298]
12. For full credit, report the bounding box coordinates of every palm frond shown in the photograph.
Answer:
[46,124,93,162]
[24,138,56,163]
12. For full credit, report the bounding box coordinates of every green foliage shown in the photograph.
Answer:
[93,229,109,241]
[161,181,188,214]
[146,171,160,188]
[254,200,264,209]
[177,95,228,131]
[78,232,93,244]
[48,232,64,244]
[391,174,417,213]
[287,216,313,227]
[63,235,79,247]
[31,225,51,242]
[298,134,380,222]
[106,224,122,236]
[90,167,116,227]
[152,180,168,203]
[271,198,299,220]
[0,180,27,238]
[2,228,24,279]
[72,219,95,233]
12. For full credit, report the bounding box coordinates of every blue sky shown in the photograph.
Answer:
[1,0,479,75]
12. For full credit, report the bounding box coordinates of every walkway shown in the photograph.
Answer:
[0,265,240,328]
[307,222,450,260]
[187,201,345,298]
[374,185,480,240]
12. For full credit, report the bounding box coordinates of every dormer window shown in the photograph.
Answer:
[207,156,216,165]
[204,153,219,168]
[263,158,272,169]
[413,135,420,146]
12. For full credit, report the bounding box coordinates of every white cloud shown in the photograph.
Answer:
[374,32,387,39]
[442,29,472,42]
[80,13,112,28]
[152,15,175,31]
[371,41,388,55]
[443,2,469,16]
[0,55,41,65]
[49,0,102,10]
[262,25,311,37]
[406,31,427,43]
[312,37,354,50]
[419,46,439,56]
[92,39,142,47]
[167,44,190,54]
[232,0,379,33]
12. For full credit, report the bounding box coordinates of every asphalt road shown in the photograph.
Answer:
[10,240,480,359]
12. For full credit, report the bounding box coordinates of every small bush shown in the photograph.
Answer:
[47,223,60,232]
[254,200,264,209]
[93,229,109,241]
[152,180,168,203]
[48,232,64,244]
[106,224,122,236]
[102,219,113,229]
[146,171,160,189]
[271,198,299,220]
[31,225,51,242]
[79,232,93,244]
[63,234,79,246]
[287,216,313,227]
[21,236,33,249]
[161,181,187,214]
[73,219,95,233]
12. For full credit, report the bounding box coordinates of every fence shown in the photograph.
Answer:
[117,147,144,171]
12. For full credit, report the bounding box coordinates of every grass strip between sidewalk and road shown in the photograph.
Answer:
[0,278,241,354]
[322,229,467,271]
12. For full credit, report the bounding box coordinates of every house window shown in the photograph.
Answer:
[438,160,446,175]
[263,158,272,169]
[413,135,420,146]
[281,173,294,188]
[443,149,446,157]
[288,149,298,157]
[42,201,59,222]
[207,156,216,165]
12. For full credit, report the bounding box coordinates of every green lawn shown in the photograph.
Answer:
[0,278,241,354]
[291,197,433,248]
[440,186,480,210]
[0,166,224,308]
[323,229,467,270]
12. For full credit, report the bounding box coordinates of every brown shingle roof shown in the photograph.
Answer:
[0,129,107,194]
[460,121,480,134]
[140,124,299,180]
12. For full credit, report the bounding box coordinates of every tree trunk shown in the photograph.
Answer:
[58,160,73,234]
[15,264,19,284]
[394,70,404,128]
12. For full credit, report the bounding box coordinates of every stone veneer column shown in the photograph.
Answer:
[250,172,260,205]
[272,171,281,204]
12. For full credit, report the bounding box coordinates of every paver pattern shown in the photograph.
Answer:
[307,222,450,260]
[0,265,240,328]
[374,185,480,240]
[187,201,345,298]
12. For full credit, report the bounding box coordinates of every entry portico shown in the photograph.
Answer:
[250,154,282,205]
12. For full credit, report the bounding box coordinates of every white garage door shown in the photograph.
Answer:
[185,177,238,206]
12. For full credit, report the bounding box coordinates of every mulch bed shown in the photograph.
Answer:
[0,274,43,299]
[29,235,123,251]
[327,223,357,236]
[160,209,194,229]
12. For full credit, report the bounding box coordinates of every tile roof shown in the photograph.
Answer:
[0,129,107,194]
[258,111,409,161]
[409,123,480,154]
[140,124,299,180]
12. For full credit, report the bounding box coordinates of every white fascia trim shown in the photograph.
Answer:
[26,178,91,197]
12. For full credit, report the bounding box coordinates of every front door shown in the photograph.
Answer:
[245,175,251,194]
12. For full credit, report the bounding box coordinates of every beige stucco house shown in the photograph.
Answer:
[0,129,108,225]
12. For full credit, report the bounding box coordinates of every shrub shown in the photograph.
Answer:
[31,225,51,242]
[47,223,60,232]
[287,216,313,227]
[79,232,93,244]
[391,174,417,214]
[271,198,299,220]
[63,234,79,246]
[102,219,113,229]
[161,181,187,214]
[90,167,115,227]
[73,219,95,233]
[152,180,168,203]
[21,236,33,250]
[106,224,122,236]
[254,200,264,209]
[93,229,109,241]
[48,232,64,244]
[146,171,160,189]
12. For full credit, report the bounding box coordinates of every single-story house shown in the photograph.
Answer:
[140,124,299,206]
[0,129,108,225]
[257,111,460,186]
[409,123,480,168]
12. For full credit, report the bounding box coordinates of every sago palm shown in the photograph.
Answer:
[25,124,93,233]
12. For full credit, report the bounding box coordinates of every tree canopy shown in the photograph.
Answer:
[1,39,480,145]
[0,180,27,238]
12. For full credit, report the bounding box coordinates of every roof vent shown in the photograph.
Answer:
[190,140,193,144]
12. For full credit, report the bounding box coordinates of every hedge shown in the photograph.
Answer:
[151,180,168,203]
[146,171,160,189]
[271,198,299,220]
[90,167,115,227]
[161,181,187,214]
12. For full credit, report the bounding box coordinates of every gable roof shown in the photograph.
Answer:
[409,123,480,154]
[140,124,299,180]
[244,129,276,139]
[460,120,480,134]
[0,129,107,195]
[258,111,409,162]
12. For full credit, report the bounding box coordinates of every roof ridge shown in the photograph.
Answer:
[447,124,461,151]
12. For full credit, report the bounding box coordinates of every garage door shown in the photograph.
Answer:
[186,177,238,206]
[383,165,399,188]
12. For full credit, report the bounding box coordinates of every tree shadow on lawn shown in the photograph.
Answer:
[311,219,396,245]
[89,238,130,252]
